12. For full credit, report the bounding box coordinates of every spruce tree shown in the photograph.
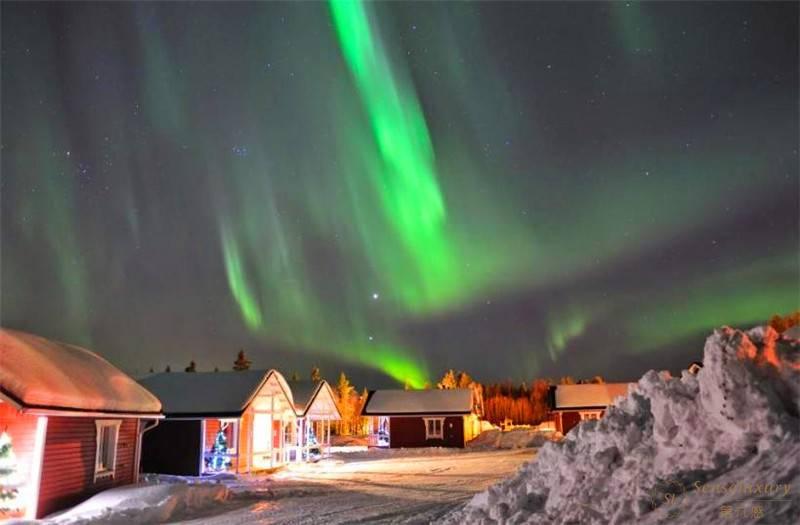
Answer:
[336,372,355,435]
[0,431,19,508]
[233,350,251,371]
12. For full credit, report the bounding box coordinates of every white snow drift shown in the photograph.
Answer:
[468,429,557,450]
[442,325,800,524]
[44,481,229,524]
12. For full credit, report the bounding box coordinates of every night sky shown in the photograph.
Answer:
[2,1,798,388]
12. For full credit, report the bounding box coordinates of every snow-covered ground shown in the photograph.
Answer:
[183,448,536,524]
[21,447,534,524]
[441,325,800,524]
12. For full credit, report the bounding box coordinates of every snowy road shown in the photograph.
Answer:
[176,448,535,524]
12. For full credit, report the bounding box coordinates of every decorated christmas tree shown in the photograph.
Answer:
[208,429,231,471]
[0,431,19,511]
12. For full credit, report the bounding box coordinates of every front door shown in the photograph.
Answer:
[252,413,272,469]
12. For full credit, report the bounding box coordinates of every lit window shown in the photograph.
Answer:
[579,411,602,421]
[424,417,444,439]
[94,420,121,481]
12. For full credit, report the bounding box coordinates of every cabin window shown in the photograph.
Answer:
[423,417,444,439]
[94,420,121,481]
[579,411,602,421]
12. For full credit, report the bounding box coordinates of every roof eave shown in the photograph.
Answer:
[362,410,472,417]
[1,386,162,418]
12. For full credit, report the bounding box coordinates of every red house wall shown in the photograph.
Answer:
[555,410,604,434]
[37,417,139,518]
[204,419,220,451]
[389,416,465,448]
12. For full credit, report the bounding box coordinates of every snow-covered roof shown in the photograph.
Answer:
[363,388,474,416]
[783,325,800,340]
[139,369,292,417]
[290,380,341,419]
[290,381,322,412]
[552,383,633,410]
[0,329,161,415]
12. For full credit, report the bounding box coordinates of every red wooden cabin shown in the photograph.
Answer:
[362,389,482,448]
[0,329,162,519]
[548,383,633,434]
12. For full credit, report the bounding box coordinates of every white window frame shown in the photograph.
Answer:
[579,410,602,421]
[94,420,121,481]
[423,417,444,439]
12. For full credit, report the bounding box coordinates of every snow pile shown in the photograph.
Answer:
[481,420,500,432]
[468,429,555,450]
[46,482,229,524]
[442,325,800,524]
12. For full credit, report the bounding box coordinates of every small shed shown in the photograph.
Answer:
[0,329,162,519]
[548,383,633,434]
[139,369,297,476]
[290,380,340,460]
[361,389,481,448]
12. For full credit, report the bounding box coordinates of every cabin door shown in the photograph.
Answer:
[251,412,273,469]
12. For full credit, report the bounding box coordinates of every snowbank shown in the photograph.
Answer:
[468,429,556,450]
[442,325,800,524]
[45,481,229,524]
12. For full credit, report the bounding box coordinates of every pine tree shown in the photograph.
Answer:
[456,371,474,389]
[437,369,457,389]
[214,366,219,372]
[185,361,197,373]
[357,387,370,435]
[335,372,356,435]
[148,367,154,373]
[0,431,19,508]
[165,365,171,373]
[208,429,230,471]
[233,350,251,371]
[310,365,321,383]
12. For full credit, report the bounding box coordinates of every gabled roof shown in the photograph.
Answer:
[290,380,322,413]
[138,369,292,417]
[362,388,474,416]
[551,383,633,410]
[0,329,161,416]
[290,380,341,418]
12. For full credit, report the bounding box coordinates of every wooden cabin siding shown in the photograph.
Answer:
[389,416,465,448]
[554,410,588,434]
[141,419,202,476]
[204,419,221,450]
[37,417,138,518]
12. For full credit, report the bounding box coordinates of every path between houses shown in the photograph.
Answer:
[175,448,536,524]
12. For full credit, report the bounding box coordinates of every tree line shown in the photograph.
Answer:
[147,350,603,433]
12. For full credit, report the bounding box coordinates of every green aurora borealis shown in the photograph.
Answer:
[1,1,797,385]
